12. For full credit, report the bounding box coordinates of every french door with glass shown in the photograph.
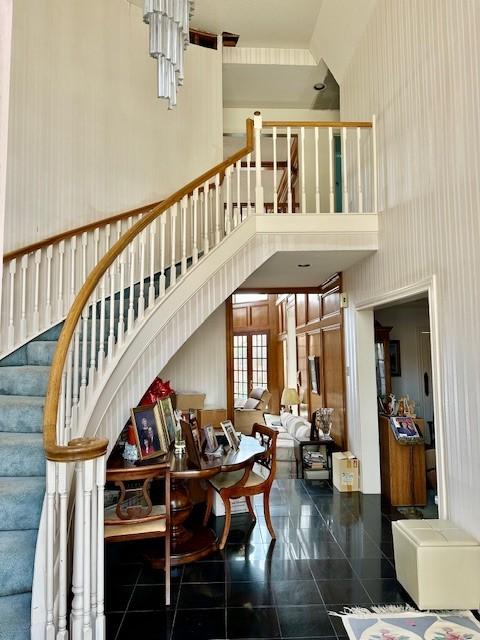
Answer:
[233,332,268,405]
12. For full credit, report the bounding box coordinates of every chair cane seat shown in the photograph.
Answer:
[210,469,265,492]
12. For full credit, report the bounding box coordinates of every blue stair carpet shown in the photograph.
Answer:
[0,261,182,638]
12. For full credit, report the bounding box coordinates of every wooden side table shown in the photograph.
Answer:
[294,436,338,480]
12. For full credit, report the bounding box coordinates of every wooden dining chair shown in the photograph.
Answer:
[203,423,278,550]
[104,463,171,605]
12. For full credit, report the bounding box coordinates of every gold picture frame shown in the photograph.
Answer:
[130,403,168,460]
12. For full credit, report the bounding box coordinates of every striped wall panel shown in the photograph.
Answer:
[341,0,480,536]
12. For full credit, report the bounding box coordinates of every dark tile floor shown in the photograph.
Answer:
[105,480,430,640]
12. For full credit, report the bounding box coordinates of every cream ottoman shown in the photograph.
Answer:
[392,519,480,610]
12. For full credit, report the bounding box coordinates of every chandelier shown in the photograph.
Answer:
[143,0,194,109]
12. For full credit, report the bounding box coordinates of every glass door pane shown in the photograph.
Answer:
[251,332,268,388]
[233,334,248,405]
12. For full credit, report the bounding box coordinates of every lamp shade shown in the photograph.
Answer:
[281,387,299,406]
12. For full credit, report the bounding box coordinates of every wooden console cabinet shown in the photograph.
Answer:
[379,416,427,506]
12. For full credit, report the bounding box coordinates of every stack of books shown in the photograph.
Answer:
[303,451,329,480]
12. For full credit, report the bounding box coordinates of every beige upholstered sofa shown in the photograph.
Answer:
[234,388,272,435]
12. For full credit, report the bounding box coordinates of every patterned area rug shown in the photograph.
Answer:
[334,607,480,640]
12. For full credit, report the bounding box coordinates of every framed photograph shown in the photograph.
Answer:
[308,355,320,394]
[389,416,422,442]
[263,413,282,429]
[220,420,240,451]
[203,424,219,452]
[181,420,202,468]
[389,340,401,377]
[158,396,176,445]
[130,404,168,460]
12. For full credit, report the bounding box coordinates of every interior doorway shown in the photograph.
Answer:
[374,295,438,518]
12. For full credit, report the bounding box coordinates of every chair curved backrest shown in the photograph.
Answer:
[251,423,278,487]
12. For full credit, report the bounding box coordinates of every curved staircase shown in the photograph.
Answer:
[0,114,378,639]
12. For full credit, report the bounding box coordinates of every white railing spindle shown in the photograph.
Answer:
[235,161,241,227]
[33,249,41,333]
[315,127,320,213]
[214,175,221,244]
[45,245,53,327]
[328,127,335,213]
[203,181,210,254]
[342,127,349,213]
[95,456,106,640]
[159,214,167,296]
[97,274,106,376]
[7,259,16,348]
[246,153,252,217]
[225,166,232,235]
[71,462,84,639]
[107,260,116,361]
[137,230,146,320]
[192,189,199,264]
[181,196,188,275]
[45,461,56,640]
[170,204,177,287]
[127,237,136,330]
[20,254,28,341]
[254,111,264,213]
[117,250,126,345]
[148,220,156,309]
[57,463,68,640]
[82,460,94,639]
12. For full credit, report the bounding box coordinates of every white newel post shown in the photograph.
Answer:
[71,462,84,640]
[95,456,106,640]
[45,461,56,640]
[254,111,264,214]
[82,459,94,640]
[57,463,68,640]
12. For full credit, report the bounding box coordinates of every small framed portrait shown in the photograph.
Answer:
[158,396,176,446]
[130,404,168,460]
[308,355,320,394]
[203,424,219,452]
[390,417,422,442]
[220,420,240,451]
[181,420,202,468]
[389,340,401,377]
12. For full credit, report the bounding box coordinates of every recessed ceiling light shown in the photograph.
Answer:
[297,263,311,268]
[313,82,326,91]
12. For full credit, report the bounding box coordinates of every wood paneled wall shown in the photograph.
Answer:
[278,274,347,449]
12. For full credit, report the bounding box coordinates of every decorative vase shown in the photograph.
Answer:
[316,408,334,437]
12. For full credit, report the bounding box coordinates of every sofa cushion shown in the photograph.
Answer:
[243,397,261,410]
[280,412,311,438]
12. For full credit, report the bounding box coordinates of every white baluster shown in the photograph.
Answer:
[170,204,177,286]
[69,236,77,307]
[328,127,335,213]
[214,174,221,244]
[80,233,89,409]
[58,365,66,446]
[203,181,209,254]
[192,189,199,264]
[95,456,106,640]
[107,259,116,361]
[127,236,136,331]
[57,240,65,319]
[236,160,241,225]
[357,127,363,213]
[273,128,278,214]
[89,230,100,387]
[57,463,68,640]
[97,274,106,376]
[33,249,41,333]
[287,127,292,214]
[148,220,156,308]
[45,245,53,327]
[300,126,306,212]
[20,254,28,341]
[7,259,16,348]
[225,166,232,235]
[64,343,73,443]
[115,220,122,272]
[209,185,214,247]
[246,153,252,216]
[181,197,187,275]
[159,215,167,296]
[315,127,320,213]
[117,250,126,345]
[70,462,84,639]
[72,324,80,436]
[137,230,146,319]
[254,111,264,213]
[372,114,378,212]
[45,461,56,640]
[342,127,349,213]
[82,459,94,639]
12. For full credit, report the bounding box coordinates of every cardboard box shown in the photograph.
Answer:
[197,408,227,429]
[175,393,205,411]
[332,451,359,492]
[212,493,249,516]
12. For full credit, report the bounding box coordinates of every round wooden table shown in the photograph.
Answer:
[107,435,265,566]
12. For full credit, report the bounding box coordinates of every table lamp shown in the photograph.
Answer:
[281,387,300,413]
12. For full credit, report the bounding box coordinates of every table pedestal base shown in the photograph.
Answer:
[148,524,217,568]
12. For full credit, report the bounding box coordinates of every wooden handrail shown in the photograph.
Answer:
[43,118,254,462]
[3,200,163,263]
[262,120,372,128]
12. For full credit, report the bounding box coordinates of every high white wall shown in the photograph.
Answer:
[158,304,227,409]
[5,0,223,253]
[342,1,480,536]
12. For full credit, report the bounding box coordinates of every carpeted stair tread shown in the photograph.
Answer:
[0,366,50,397]
[0,346,27,367]
[0,395,44,433]
[0,477,45,530]
[26,341,57,366]
[0,433,45,477]
[32,323,63,341]
[0,592,31,640]
[0,530,37,596]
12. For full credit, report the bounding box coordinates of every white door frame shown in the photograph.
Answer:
[354,275,447,518]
